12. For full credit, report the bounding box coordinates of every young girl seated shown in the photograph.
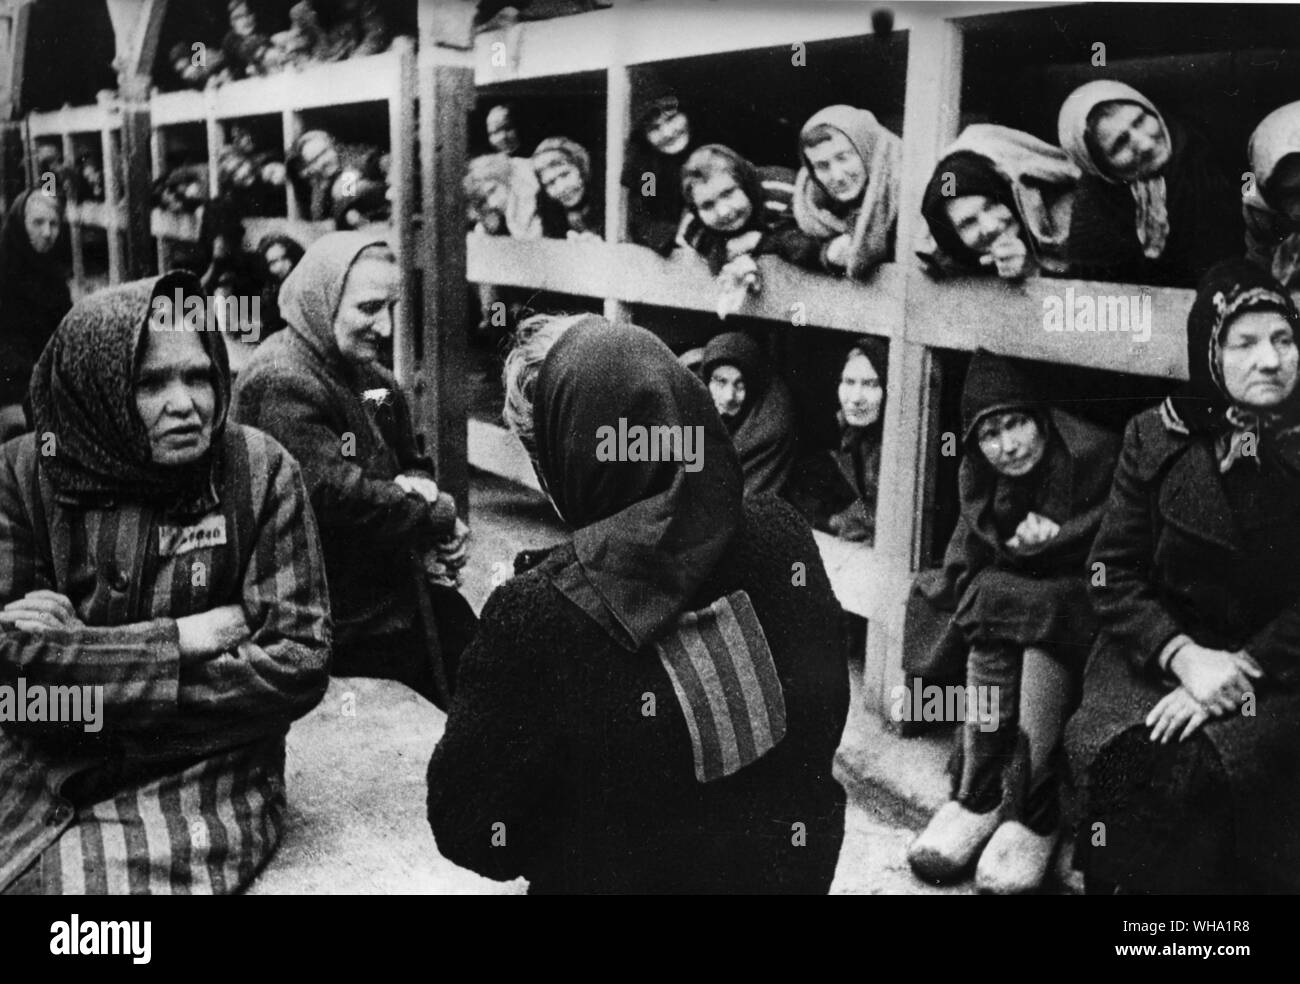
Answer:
[793,105,901,279]
[1244,101,1300,288]
[919,125,1079,280]
[1057,80,1241,288]
[531,138,603,240]
[907,349,1119,894]
[678,144,820,318]
[699,332,797,499]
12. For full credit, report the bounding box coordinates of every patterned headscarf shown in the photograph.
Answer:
[1058,80,1170,260]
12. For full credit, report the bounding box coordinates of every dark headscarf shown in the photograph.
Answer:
[535,316,743,651]
[256,233,306,337]
[0,191,72,406]
[838,335,889,444]
[28,271,230,517]
[1161,258,1300,471]
[701,331,797,498]
[920,151,1018,267]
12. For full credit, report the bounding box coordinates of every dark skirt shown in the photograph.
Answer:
[953,568,1096,667]
[1066,642,1300,893]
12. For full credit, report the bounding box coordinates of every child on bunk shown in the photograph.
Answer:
[531,138,603,241]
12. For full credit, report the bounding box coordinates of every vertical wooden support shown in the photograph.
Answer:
[61,128,86,296]
[118,95,155,279]
[389,37,417,384]
[603,61,630,324]
[417,57,473,508]
[204,86,223,200]
[150,123,167,270]
[100,118,124,283]
[281,108,301,221]
[864,13,964,721]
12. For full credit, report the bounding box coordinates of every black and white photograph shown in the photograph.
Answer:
[0,0,1290,956]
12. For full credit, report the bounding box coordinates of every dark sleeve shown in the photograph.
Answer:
[628,193,683,255]
[426,582,563,881]
[1177,140,1244,283]
[1017,430,1121,569]
[1086,417,1184,675]
[1065,177,1147,282]
[233,367,451,547]
[757,222,824,271]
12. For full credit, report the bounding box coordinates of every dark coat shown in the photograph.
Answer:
[1066,407,1300,890]
[426,495,850,894]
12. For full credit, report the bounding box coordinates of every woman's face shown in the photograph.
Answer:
[265,244,294,281]
[24,194,61,254]
[944,194,1020,255]
[333,255,398,366]
[977,410,1046,477]
[839,352,884,428]
[1220,309,1299,409]
[481,179,509,216]
[690,172,753,233]
[487,110,520,155]
[708,364,746,418]
[1089,101,1170,182]
[805,130,867,203]
[538,159,586,209]
[645,109,691,156]
[135,325,216,467]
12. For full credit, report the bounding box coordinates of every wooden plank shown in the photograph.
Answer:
[105,0,168,82]
[602,62,630,325]
[210,50,406,118]
[151,90,205,126]
[62,130,85,295]
[120,104,154,278]
[281,109,302,220]
[389,38,417,385]
[100,124,123,282]
[2,0,31,119]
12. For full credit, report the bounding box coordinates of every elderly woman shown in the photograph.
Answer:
[0,272,331,894]
[793,105,902,279]
[907,350,1120,894]
[1066,259,1300,895]
[232,233,470,707]
[427,314,849,893]
[919,124,1079,280]
[699,332,798,500]
[1057,80,1241,288]
[1244,101,1300,288]
[0,191,71,441]
[531,137,603,240]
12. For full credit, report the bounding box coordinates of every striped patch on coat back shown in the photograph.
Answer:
[653,590,787,783]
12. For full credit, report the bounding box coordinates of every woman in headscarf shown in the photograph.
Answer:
[699,331,798,500]
[919,125,1080,280]
[232,232,471,708]
[621,86,700,256]
[530,137,604,240]
[0,272,331,894]
[0,190,72,440]
[906,349,1120,894]
[793,105,902,279]
[1244,101,1300,288]
[427,313,849,893]
[1066,259,1300,895]
[256,233,306,339]
[1057,80,1241,288]
[463,152,541,239]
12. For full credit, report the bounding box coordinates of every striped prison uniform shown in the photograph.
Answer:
[0,425,332,894]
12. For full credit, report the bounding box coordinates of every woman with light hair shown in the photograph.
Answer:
[530,138,603,240]
[429,313,850,893]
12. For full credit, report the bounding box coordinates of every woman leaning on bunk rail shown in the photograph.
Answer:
[1066,258,1300,895]
[427,313,850,894]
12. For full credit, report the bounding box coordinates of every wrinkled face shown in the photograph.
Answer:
[944,194,1021,255]
[1267,157,1300,223]
[299,136,340,182]
[1220,309,1299,410]
[645,109,690,156]
[538,159,586,209]
[333,255,398,365]
[487,110,520,154]
[709,364,746,418]
[1089,101,1170,182]
[265,244,294,281]
[977,410,1046,477]
[690,172,753,233]
[805,130,867,203]
[135,324,216,466]
[838,352,884,428]
[24,194,61,254]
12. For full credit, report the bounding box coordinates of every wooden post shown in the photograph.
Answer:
[61,127,86,297]
[603,61,630,324]
[99,114,124,283]
[862,12,966,722]
[390,37,418,384]
[281,109,301,221]
[0,0,32,211]
[417,54,474,509]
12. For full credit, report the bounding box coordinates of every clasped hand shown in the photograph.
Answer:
[1005,511,1060,552]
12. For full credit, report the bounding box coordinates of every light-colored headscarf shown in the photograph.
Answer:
[1058,80,1170,260]
[1247,101,1300,286]
[793,105,902,278]
[463,153,541,238]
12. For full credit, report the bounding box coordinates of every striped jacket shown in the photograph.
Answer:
[0,425,331,894]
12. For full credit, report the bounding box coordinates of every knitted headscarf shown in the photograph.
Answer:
[793,105,902,278]
[1246,101,1300,286]
[28,272,230,517]
[1058,80,1170,260]
[1161,258,1300,472]
[534,317,743,651]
